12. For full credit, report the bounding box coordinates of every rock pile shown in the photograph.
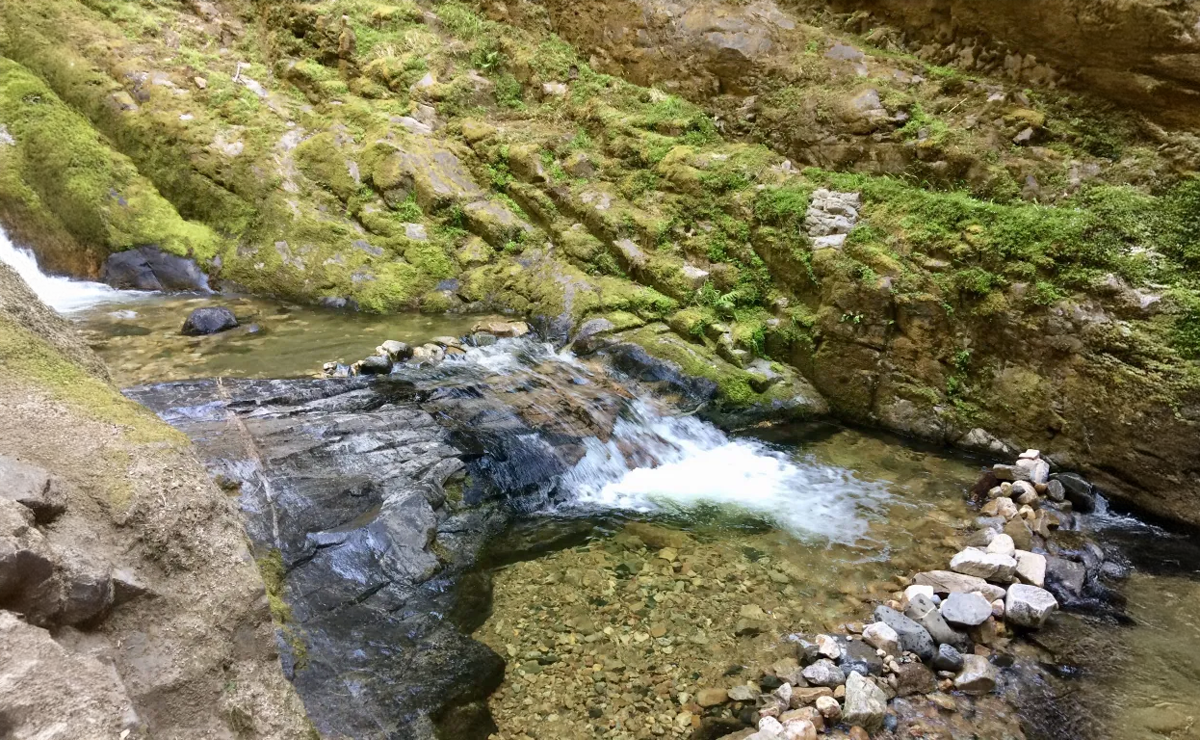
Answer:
[805,190,860,250]
[321,318,530,376]
[697,449,1116,739]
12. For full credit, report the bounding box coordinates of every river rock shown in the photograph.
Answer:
[102,245,210,292]
[814,695,840,719]
[1014,550,1047,587]
[862,621,900,656]
[872,606,934,661]
[981,496,1018,520]
[816,633,841,659]
[697,688,729,707]
[841,672,886,730]
[801,659,845,688]
[1054,472,1096,512]
[472,318,530,338]
[1006,584,1059,628]
[354,354,392,375]
[376,340,413,361]
[1011,481,1038,505]
[949,548,1017,582]
[985,534,1016,556]
[1046,555,1087,596]
[992,463,1031,482]
[1045,479,1066,502]
[931,643,965,672]
[903,584,935,603]
[783,718,818,740]
[839,638,883,676]
[180,307,238,335]
[411,343,446,364]
[904,594,970,650]
[894,661,935,696]
[1016,457,1050,484]
[913,571,1006,601]
[790,687,833,706]
[954,654,997,695]
[938,592,993,627]
[1004,516,1035,551]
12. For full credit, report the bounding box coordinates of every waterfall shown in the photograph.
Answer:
[0,226,141,313]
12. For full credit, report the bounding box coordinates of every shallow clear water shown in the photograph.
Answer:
[72,294,485,386]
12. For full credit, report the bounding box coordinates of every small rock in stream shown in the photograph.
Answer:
[950,548,1017,582]
[862,621,900,656]
[1005,584,1059,628]
[905,594,971,651]
[954,654,997,694]
[801,659,845,688]
[181,306,238,336]
[932,643,965,672]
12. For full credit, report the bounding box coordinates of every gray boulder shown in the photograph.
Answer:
[932,643,964,672]
[1053,473,1096,512]
[872,605,934,661]
[181,307,238,336]
[0,456,64,523]
[938,592,992,628]
[102,246,211,292]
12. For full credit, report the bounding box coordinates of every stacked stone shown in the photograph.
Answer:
[707,449,1112,740]
[321,319,530,377]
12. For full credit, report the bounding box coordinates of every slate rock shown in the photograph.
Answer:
[931,643,964,672]
[904,594,971,651]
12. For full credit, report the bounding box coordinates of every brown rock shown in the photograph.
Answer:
[697,688,729,707]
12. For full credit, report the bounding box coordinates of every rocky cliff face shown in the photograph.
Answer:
[808,0,1200,129]
[0,0,1197,526]
[0,261,311,738]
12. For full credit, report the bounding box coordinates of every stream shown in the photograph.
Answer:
[4,229,1199,740]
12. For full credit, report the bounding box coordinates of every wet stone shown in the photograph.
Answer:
[872,605,935,662]
[801,659,845,688]
[954,654,997,695]
[932,643,965,672]
[1006,584,1059,628]
[842,672,887,730]
[905,594,971,651]
[939,592,993,628]
[181,307,238,336]
[894,662,936,697]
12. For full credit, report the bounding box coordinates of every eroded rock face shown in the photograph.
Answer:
[101,246,211,292]
[127,346,637,738]
[824,0,1200,127]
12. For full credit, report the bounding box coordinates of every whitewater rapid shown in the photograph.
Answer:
[0,226,141,313]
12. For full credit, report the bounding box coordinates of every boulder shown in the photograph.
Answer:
[1016,457,1050,484]
[1005,584,1059,628]
[354,355,393,375]
[1054,473,1096,512]
[841,672,886,730]
[102,246,211,292]
[871,605,934,661]
[376,340,413,361]
[1014,550,1047,587]
[472,319,531,338]
[1046,555,1087,596]
[180,307,238,336]
[1045,479,1066,502]
[938,592,993,628]
[992,463,1031,482]
[949,548,1017,582]
[838,638,883,676]
[954,654,997,695]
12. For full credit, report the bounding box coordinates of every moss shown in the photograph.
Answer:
[622,324,761,408]
[255,548,308,669]
[0,57,222,261]
[295,132,359,201]
[0,315,182,445]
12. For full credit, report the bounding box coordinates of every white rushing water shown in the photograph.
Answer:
[561,400,889,544]
[0,226,141,313]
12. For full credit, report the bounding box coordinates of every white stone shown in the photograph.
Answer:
[758,716,785,734]
[904,584,935,604]
[783,718,818,740]
[1013,550,1047,587]
[1006,584,1058,628]
[1016,457,1050,484]
[815,634,841,660]
[810,233,847,249]
[1018,449,1041,460]
[985,534,1016,556]
[950,548,1017,582]
[815,695,840,719]
[862,621,900,656]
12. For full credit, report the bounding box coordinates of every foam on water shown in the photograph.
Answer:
[561,400,889,543]
[0,226,142,313]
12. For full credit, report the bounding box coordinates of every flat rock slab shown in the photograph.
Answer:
[913,570,1007,601]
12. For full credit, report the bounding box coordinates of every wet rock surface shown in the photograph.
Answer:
[180,306,238,335]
